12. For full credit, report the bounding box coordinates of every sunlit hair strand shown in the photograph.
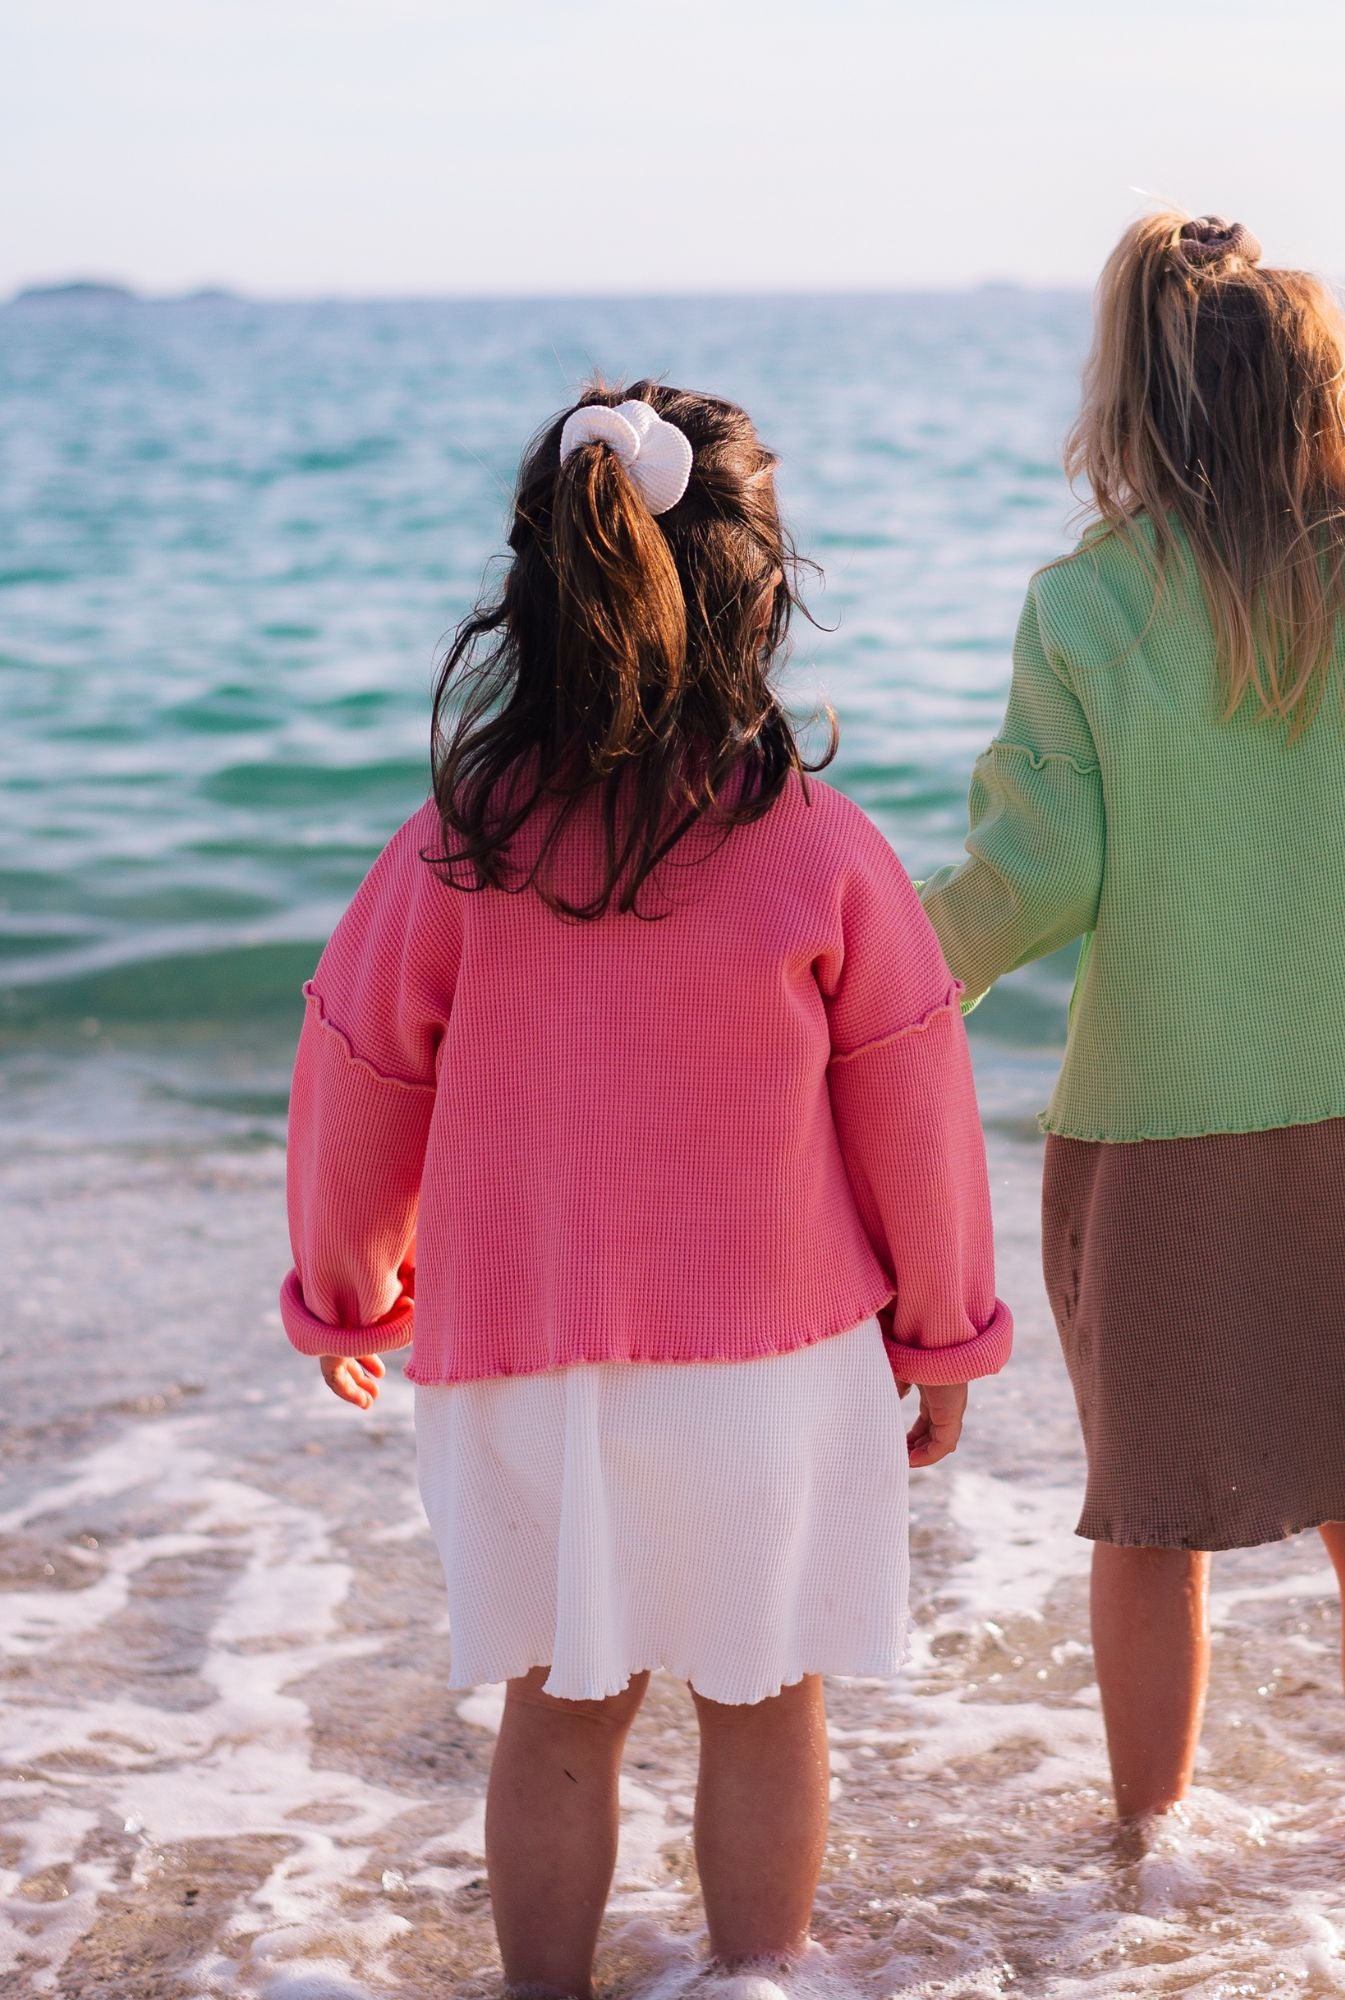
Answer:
[1065,208,1345,732]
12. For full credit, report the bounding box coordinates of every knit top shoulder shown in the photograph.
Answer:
[280,776,1011,1386]
[921,518,1345,1142]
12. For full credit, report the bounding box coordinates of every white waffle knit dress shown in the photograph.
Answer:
[415,1315,910,1705]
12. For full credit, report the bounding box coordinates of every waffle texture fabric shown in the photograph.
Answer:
[281,777,1011,1386]
[921,517,1345,1142]
[1043,1119,1345,1549]
[414,1316,909,1702]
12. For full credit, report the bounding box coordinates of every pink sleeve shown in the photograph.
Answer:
[279,806,455,1360]
[823,823,1012,1385]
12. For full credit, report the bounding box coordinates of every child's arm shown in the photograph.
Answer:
[824,829,1012,1394]
[279,807,454,1396]
[829,1002,1010,1385]
[280,984,435,1365]
[920,584,1104,1005]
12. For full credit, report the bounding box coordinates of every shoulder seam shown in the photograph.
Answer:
[829,981,965,1067]
[302,982,438,1093]
[979,740,1100,777]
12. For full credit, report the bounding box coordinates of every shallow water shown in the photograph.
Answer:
[5,1116,1345,1998]
[4,295,1345,1995]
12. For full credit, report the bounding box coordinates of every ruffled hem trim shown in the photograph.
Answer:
[442,1625,914,1706]
[1075,1511,1345,1553]
[829,980,966,1067]
[280,1267,416,1357]
[404,1288,898,1385]
[302,981,437,1093]
[1039,1103,1345,1144]
[404,1289,1011,1388]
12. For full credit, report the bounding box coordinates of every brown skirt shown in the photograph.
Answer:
[1042,1118,1345,1551]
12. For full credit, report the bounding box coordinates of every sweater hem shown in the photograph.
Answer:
[829,980,966,1067]
[301,982,437,1093]
[403,1288,1012,1388]
[1038,1102,1345,1144]
[403,1288,898,1385]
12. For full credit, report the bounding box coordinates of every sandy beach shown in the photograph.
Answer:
[4,1043,1345,1999]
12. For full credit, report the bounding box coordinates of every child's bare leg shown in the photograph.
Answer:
[691,1673,829,1966]
[486,1666,649,1999]
[1091,1543,1210,1818]
[1317,1522,1345,1683]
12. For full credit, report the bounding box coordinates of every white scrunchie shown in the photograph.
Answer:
[558,398,693,515]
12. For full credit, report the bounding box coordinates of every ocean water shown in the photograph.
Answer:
[4,294,1345,1999]
[0,291,1078,1081]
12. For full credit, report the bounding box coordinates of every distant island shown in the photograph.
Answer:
[10,280,242,305]
[13,280,138,303]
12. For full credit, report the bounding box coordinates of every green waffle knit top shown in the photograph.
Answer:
[920,517,1345,1142]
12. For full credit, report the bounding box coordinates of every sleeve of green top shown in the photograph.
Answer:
[920,583,1105,1007]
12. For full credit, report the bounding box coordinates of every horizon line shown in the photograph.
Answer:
[6,275,1096,309]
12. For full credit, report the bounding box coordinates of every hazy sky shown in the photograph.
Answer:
[7,0,1345,297]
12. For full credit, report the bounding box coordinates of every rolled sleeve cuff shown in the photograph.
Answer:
[883,1297,1013,1385]
[279,1268,416,1358]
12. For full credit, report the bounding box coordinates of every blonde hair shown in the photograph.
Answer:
[1066,208,1345,730]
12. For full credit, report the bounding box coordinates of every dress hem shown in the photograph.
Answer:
[1075,1511,1345,1554]
[444,1625,914,1707]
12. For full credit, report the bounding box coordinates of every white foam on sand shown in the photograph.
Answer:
[943,1467,1089,1625]
[7,1160,1345,1997]
[0,1392,706,1997]
[0,1411,429,1997]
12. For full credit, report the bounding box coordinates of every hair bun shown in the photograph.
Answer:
[1178,215,1262,268]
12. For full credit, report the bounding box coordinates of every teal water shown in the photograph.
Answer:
[0,291,1087,1132]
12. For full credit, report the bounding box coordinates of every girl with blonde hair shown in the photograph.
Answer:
[923,211,1345,1818]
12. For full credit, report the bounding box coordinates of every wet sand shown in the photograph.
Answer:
[4,1071,1345,1998]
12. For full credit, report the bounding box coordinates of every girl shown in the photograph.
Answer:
[280,382,1010,1996]
[921,212,1345,1820]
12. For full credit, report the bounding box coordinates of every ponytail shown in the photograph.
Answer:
[1066,209,1345,732]
[549,440,687,770]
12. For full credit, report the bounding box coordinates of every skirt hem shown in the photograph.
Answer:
[1075,1510,1345,1554]
[445,1626,913,1707]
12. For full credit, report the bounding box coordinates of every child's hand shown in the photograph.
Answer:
[904,1382,967,1468]
[318,1353,385,1409]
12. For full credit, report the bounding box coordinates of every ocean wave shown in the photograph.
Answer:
[0,939,318,1026]
[0,291,1085,1065]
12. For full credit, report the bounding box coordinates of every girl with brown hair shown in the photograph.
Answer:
[922,212,1345,1819]
[280,382,1010,1992]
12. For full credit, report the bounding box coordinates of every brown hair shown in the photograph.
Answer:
[429,380,831,918]
[1066,208,1345,729]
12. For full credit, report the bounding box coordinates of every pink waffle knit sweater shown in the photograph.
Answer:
[280,778,1012,1387]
